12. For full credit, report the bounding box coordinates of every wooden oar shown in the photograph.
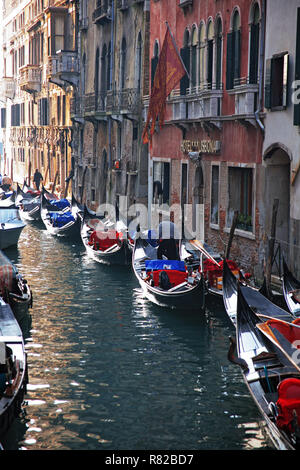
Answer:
[190,239,221,268]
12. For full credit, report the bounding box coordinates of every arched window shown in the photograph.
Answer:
[101,44,107,93]
[120,37,127,89]
[151,40,159,87]
[207,20,214,88]
[107,42,111,91]
[191,27,198,89]
[215,17,222,89]
[199,23,206,88]
[226,9,241,89]
[180,29,190,95]
[95,48,100,106]
[136,31,142,91]
[249,2,260,84]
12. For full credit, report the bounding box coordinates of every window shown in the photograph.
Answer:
[207,20,214,88]
[227,167,253,232]
[265,52,289,110]
[199,23,206,88]
[38,98,49,126]
[211,165,219,225]
[1,109,6,129]
[215,17,222,89]
[191,27,198,88]
[226,10,241,89]
[151,41,159,88]
[11,104,20,126]
[153,161,170,205]
[249,3,260,84]
[180,29,190,95]
[120,38,127,89]
[136,32,142,92]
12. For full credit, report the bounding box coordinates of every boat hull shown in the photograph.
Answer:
[0,223,25,250]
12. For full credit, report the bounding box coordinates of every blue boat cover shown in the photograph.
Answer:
[49,198,70,210]
[145,259,186,272]
[50,211,75,227]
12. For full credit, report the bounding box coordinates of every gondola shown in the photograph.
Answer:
[228,285,300,450]
[0,191,16,209]
[81,205,130,265]
[16,184,41,222]
[222,259,294,326]
[0,250,32,332]
[0,297,28,439]
[40,191,81,238]
[132,234,205,309]
[282,258,300,316]
[0,206,26,250]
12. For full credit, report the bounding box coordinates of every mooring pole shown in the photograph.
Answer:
[225,210,239,259]
[266,198,279,296]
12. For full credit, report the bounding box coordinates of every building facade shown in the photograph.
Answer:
[0,0,77,196]
[146,0,265,276]
[71,0,149,211]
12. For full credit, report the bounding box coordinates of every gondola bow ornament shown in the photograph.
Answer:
[142,23,187,147]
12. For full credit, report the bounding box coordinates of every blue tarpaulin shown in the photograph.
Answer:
[49,198,70,211]
[50,211,75,227]
[145,260,186,272]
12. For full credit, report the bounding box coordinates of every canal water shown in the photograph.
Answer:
[1,222,273,450]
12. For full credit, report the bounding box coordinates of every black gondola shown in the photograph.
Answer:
[0,298,28,439]
[16,184,41,222]
[132,235,205,309]
[81,205,130,265]
[282,258,300,316]
[228,285,300,450]
[40,190,81,238]
[223,259,294,326]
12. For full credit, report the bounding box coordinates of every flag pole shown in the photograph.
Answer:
[165,21,190,81]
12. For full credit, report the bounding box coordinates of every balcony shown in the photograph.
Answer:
[0,77,16,100]
[92,4,112,25]
[47,50,79,87]
[19,65,41,94]
[106,88,141,118]
[83,92,108,122]
[170,83,223,128]
[228,76,259,120]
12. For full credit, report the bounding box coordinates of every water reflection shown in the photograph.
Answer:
[1,223,273,450]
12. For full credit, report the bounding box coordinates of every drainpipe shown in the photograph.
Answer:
[254,0,266,133]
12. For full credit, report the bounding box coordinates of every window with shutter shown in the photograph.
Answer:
[294,7,300,125]
[180,46,190,95]
[249,23,260,84]
[265,53,289,110]
[226,32,234,90]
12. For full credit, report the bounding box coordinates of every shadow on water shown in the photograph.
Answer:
[0,223,274,450]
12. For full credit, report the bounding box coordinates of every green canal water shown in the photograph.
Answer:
[1,223,273,450]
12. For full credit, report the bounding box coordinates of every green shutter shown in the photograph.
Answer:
[249,23,259,84]
[294,8,300,124]
[226,32,234,89]
[234,29,241,85]
[180,47,190,95]
[264,58,273,109]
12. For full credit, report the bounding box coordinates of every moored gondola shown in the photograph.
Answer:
[228,285,300,450]
[132,235,205,309]
[282,258,300,316]
[223,259,294,326]
[16,184,41,222]
[81,205,130,265]
[40,191,81,238]
[0,298,28,439]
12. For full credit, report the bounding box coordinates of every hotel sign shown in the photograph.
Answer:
[181,139,221,154]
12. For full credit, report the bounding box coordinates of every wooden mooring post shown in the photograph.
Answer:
[225,210,239,259]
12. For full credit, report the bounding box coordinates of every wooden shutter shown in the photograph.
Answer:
[151,56,158,88]
[180,47,190,95]
[207,40,213,87]
[226,32,234,89]
[295,8,300,124]
[282,53,289,108]
[249,23,259,84]
[264,58,272,109]
[234,29,241,84]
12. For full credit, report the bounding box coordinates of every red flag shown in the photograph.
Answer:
[142,25,186,146]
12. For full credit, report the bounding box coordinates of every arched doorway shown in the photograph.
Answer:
[264,144,291,269]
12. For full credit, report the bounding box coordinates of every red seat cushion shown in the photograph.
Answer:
[276,378,300,433]
[89,229,122,251]
[152,270,187,287]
